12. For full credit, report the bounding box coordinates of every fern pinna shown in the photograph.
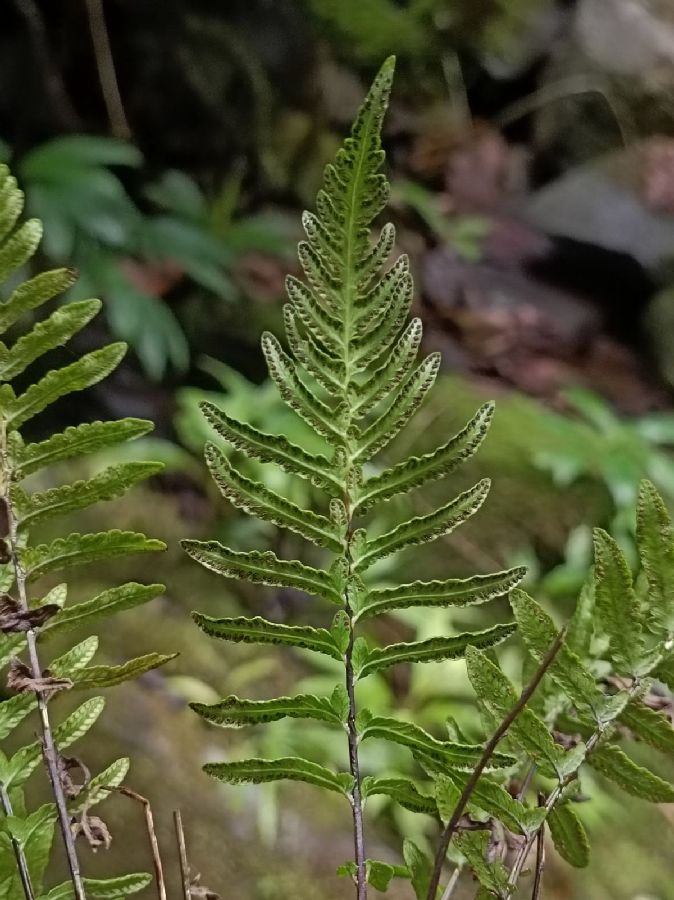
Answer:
[183,58,523,897]
[0,164,172,900]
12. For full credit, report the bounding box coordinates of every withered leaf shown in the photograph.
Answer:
[7,658,73,698]
[72,812,112,852]
[189,873,221,899]
[0,594,60,633]
[58,755,91,799]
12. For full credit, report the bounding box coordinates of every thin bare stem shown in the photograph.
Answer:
[84,0,131,138]
[345,627,367,900]
[99,788,166,900]
[530,813,545,900]
[506,678,643,896]
[426,627,567,900]
[174,810,191,900]
[516,763,538,802]
[0,781,35,899]
[439,864,462,900]
[1,425,86,900]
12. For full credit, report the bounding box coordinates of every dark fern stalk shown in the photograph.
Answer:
[184,58,522,898]
[0,164,174,898]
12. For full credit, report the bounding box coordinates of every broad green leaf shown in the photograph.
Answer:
[636,479,674,633]
[454,831,509,897]
[200,400,339,491]
[548,804,590,868]
[16,462,162,529]
[361,776,437,815]
[22,530,165,581]
[204,756,352,795]
[0,299,101,381]
[4,343,126,429]
[355,479,490,571]
[14,418,153,476]
[191,693,342,728]
[403,839,435,900]
[182,541,340,604]
[0,268,77,334]
[357,566,525,622]
[357,402,493,509]
[654,653,674,690]
[466,646,575,781]
[510,589,604,719]
[355,354,441,460]
[72,653,176,689]
[360,716,513,771]
[593,528,643,673]
[41,582,164,638]
[205,442,342,551]
[588,743,674,801]
[192,613,342,660]
[358,622,515,679]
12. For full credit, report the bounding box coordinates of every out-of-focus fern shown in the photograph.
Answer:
[0,164,173,899]
[183,58,521,898]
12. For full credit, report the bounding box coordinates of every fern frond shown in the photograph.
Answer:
[22,531,166,581]
[0,299,101,381]
[3,344,126,429]
[182,542,341,604]
[356,403,493,510]
[191,694,342,727]
[357,567,525,621]
[205,757,353,795]
[357,623,515,679]
[14,418,154,476]
[192,613,342,660]
[354,479,490,572]
[205,442,342,550]
[200,400,340,491]
[15,462,163,529]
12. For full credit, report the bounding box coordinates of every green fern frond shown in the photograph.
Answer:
[183,59,517,896]
[0,161,171,896]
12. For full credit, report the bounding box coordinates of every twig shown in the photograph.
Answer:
[426,627,567,900]
[84,0,131,138]
[174,810,191,900]
[530,813,545,900]
[100,787,166,900]
[506,677,643,896]
[0,781,35,899]
[439,864,462,900]
[1,422,87,900]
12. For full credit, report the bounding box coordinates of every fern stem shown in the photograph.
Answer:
[345,625,367,899]
[426,627,566,900]
[0,427,87,900]
[506,677,641,896]
[0,781,35,899]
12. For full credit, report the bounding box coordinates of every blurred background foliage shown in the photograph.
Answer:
[2,0,674,897]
